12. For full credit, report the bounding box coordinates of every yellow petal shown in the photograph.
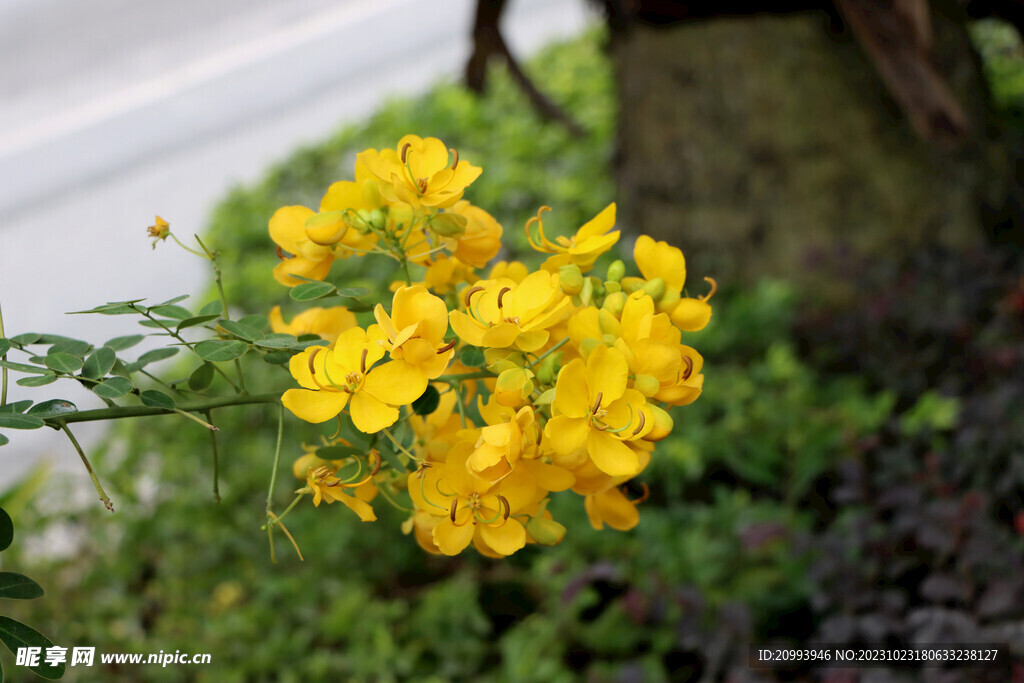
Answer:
[272,256,333,287]
[269,206,315,252]
[552,359,590,418]
[544,415,589,456]
[281,388,348,424]
[432,518,475,556]
[349,392,399,434]
[585,345,628,406]
[364,361,428,406]
[449,310,486,346]
[478,519,526,556]
[634,235,686,293]
[671,298,713,332]
[587,431,640,477]
[329,490,377,522]
[576,203,616,240]
[585,488,639,531]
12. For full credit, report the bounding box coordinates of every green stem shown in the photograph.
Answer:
[58,420,113,512]
[0,299,7,407]
[266,402,284,514]
[135,305,240,392]
[443,370,494,382]
[529,337,569,368]
[376,482,412,513]
[196,235,248,395]
[169,232,209,259]
[381,427,418,463]
[271,493,304,526]
[46,391,280,426]
[453,387,468,429]
[204,410,221,503]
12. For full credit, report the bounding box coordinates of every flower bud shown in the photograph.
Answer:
[597,309,619,336]
[602,291,627,317]
[429,212,468,237]
[604,281,622,294]
[305,210,349,245]
[535,352,563,385]
[641,277,666,301]
[367,208,387,232]
[578,275,594,306]
[656,287,680,315]
[644,404,674,441]
[620,277,644,294]
[633,373,661,397]
[558,264,584,295]
[494,368,535,407]
[526,516,567,546]
[606,259,626,283]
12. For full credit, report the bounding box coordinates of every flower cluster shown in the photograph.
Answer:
[272,135,714,556]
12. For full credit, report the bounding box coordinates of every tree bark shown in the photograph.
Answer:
[612,3,1015,302]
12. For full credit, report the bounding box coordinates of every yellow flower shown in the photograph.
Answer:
[147,215,170,248]
[317,157,391,256]
[423,255,478,295]
[300,463,378,522]
[447,200,502,268]
[467,405,539,482]
[544,345,653,476]
[358,135,482,209]
[525,203,619,273]
[269,206,335,286]
[374,286,454,380]
[269,305,357,343]
[409,389,467,461]
[631,235,715,331]
[569,448,651,530]
[281,325,427,433]
[488,260,529,283]
[449,271,573,353]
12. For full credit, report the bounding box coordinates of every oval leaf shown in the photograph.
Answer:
[92,377,133,399]
[290,281,336,301]
[188,363,215,391]
[254,334,299,349]
[136,348,180,366]
[81,347,117,379]
[0,359,51,375]
[0,616,66,679]
[199,300,223,316]
[412,385,441,416]
[195,340,248,362]
[155,294,190,307]
[0,414,45,430]
[0,339,10,356]
[219,320,264,342]
[0,572,43,600]
[316,445,366,460]
[336,287,370,299]
[48,339,91,357]
[16,375,57,388]
[0,401,32,414]
[0,434,8,447]
[26,400,78,420]
[104,334,145,351]
[140,390,176,410]
[10,333,40,345]
[44,352,83,374]
[176,314,221,331]
[148,304,191,320]
[261,350,292,365]
[459,346,485,367]
[0,507,12,551]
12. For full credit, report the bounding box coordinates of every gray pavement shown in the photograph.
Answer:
[0,0,596,489]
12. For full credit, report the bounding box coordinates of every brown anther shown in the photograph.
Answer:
[625,482,650,505]
[417,178,428,194]
[437,339,456,354]
[368,450,382,477]
[681,356,694,381]
[449,498,459,523]
[450,147,459,169]
[400,142,412,163]
[632,410,646,436]
[496,286,512,310]
[307,346,322,376]
[463,285,485,308]
[276,246,292,260]
[591,392,604,415]
[360,348,368,374]
[700,276,718,302]
[499,495,511,521]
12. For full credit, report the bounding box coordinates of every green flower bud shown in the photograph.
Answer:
[604,281,622,294]
[305,210,349,245]
[367,208,387,232]
[633,374,661,397]
[621,277,644,294]
[602,291,627,317]
[645,404,674,441]
[429,212,468,237]
[642,277,666,301]
[526,516,567,546]
[558,264,584,295]
[606,259,626,283]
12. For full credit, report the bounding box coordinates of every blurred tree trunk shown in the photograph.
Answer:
[611,3,1017,302]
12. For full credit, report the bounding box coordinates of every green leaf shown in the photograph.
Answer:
[81,347,117,379]
[0,434,8,447]
[0,414,45,430]
[26,400,78,420]
[155,294,190,307]
[176,314,221,331]
[199,300,222,316]
[148,304,191,320]
[188,363,215,391]
[336,287,370,299]
[290,281,336,301]
[262,350,292,365]
[0,339,10,356]
[0,507,12,551]
[0,401,32,414]
[0,572,43,600]
[104,334,145,351]
[48,339,91,357]
[9,333,40,345]
[140,390,176,410]
[136,348,180,366]
[459,346,485,367]
[68,299,144,315]
[0,616,66,679]
[219,320,265,342]
[253,334,299,349]
[92,377,133,399]
[316,445,366,460]
[412,385,441,416]
[44,352,83,374]
[237,314,268,329]
[194,340,248,362]
[138,319,172,329]
[0,360,50,375]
